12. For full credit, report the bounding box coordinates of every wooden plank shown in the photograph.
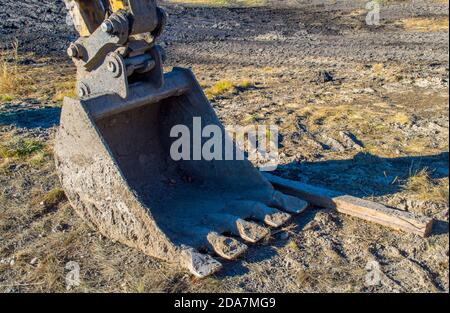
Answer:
[264,173,434,237]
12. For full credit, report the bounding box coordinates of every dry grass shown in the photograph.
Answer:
[403,168,449,204]
[298,104,365,134]
[403,138,433,155]
[0,94,14,102]
[348,9,367,17]
[1,41,76,104]
[0,41,30,101]
[40,189,67,209]
[372,63,384,75]
[205,79,254,99]
[206,80,235,98]
[400,17,449,32]
[370,63,404,82]
[52,80,77,102]
[294,87,446,157]
[286,240,299,251]
[389,112,410,125]
[0,138,45,159]
[0,136,47,169]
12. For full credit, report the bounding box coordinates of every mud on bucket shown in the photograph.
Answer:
[54,68,308,277]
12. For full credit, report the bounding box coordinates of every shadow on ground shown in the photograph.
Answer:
[0,105,60,129]
[276,151,449,198]
[223,151,449,277]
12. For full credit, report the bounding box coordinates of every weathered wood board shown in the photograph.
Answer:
[264,173,434,237]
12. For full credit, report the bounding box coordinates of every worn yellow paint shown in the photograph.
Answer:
[68,0,108,36]
[109,0,126,11]
[68,1,127,36]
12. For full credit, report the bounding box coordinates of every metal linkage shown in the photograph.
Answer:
[65,0,167,99]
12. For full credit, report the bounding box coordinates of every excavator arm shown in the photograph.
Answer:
[65,0,127,36]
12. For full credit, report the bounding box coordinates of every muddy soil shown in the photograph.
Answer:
[0,0,448,292]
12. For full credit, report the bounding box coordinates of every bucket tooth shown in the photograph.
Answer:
[226,200,292,228]
[206,232,248,260]
[264,211,292,228]
[235,219,270,243]
[178,227,248,260]
[182,248,222,278]
[269,191,309,214]
[204,214,269,244]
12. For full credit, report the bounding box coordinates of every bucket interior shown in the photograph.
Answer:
[94,91,268,246]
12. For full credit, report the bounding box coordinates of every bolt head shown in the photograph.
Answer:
[67,45,78,58]
[78,87,86,97]
[78,83,89,97]
[101,21,114,34]
[107,61,117,73]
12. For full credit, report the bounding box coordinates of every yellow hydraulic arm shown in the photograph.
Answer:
[65,0,126,36]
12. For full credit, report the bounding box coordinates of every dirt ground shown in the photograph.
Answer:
[0,0,448,292]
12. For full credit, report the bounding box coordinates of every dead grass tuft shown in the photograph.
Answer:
[0,138,45,159]
[371,63,404,82]
[286,240,299,251]
[0,40,23,101]
[389,112,410,125]
[205,79,254,99]
[348,9,367,17]
[1,41,76,103]
[400,17,449,32]
[238,79,253,89]
[0,41,45,102]
[29,254,65,290]
[0,94,14,102]
[403,168,449,204]
[0,137,47,170]
[41,189,67,209]
[372,63,384,75]
[206,80,235,98]
[299,104,356,132]
[52,80,77,102]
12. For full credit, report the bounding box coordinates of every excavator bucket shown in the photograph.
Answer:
[54,68,308,277]
[57,0,309,277]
